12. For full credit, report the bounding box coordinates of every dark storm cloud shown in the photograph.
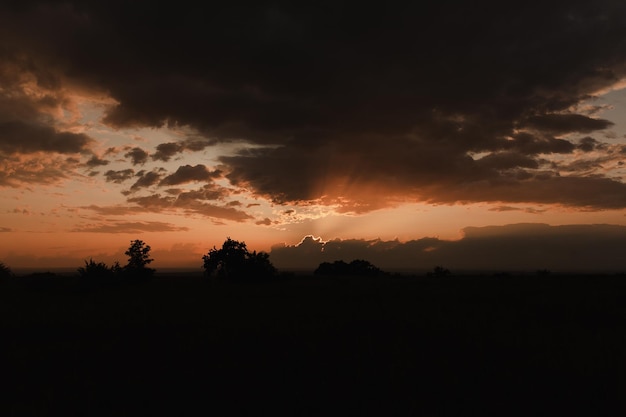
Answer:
[521,114,613,135]
[426,175,626,209]
[124,147,149,166]
[503,133,576,155]
[159,164,221,186]
[0,121,92,154]
[270,224,626,272]
[474,152,539,170]
[2,1,626,208]
[0,49,96,174]
[104,169,135,183]
[152,140,214,162]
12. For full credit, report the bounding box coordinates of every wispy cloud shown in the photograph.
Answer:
[72,221,189,234]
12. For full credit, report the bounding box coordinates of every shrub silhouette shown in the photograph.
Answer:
[428,265,451,277]
[123,239,155,281]
[314,259,385,277]
[202,237,277,281]
[77,258,122,284]
[0,262,12,280]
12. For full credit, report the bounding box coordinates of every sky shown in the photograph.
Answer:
[1,1,626,272]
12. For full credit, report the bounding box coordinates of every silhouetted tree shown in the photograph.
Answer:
[0,262,12,280]
[314,259,385,276]
[349,259,384,276]
[202,237,277,281]
[429,265,451,277]
[124,240,155,280]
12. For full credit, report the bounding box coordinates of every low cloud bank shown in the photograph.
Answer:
[270,224,626,273]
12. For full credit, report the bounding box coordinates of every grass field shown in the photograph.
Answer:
[2,273,625,416]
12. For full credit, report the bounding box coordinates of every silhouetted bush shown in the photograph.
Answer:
[202,237,277,281]
[0,262,12,280]
[123,239,155,281]
[428,265,451,277]
[77,258,122,284]
[314,259,386,277]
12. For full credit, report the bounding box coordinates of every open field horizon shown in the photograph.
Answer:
[2,272,625,415]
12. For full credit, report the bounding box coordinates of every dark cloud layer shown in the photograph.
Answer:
[271,224,626,272]
[104,169,135,183]
[0,121,92,154]
[1,1,626,208]
[159,164,220,186]
[152,140,214,162]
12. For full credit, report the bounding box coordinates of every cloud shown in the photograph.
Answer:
[104,169,135,183]
[159,164,221,186]
[488,206,546,214]
[124,147,149,165]
[474,152,539,170]
[0,226,12,232]
[152,140,214,162]
[0,121,93,154]
[79,204,144,216]
[426,175,626,209]
[85,155,109,167]
[72,221,189,233]
[125,190,253,222]
[152,142,182,162]
[0,154,80,187]
[0,50,95,160]
[255,217,272,226]
[521,114,613,135]
[577,137,603,152]
[270,224,626,272]
[3,2,626,210]
[503,132,576,155]
[130,170,162,191]
[173,183,230,201]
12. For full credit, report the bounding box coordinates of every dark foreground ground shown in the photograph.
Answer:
[1,273,625,416]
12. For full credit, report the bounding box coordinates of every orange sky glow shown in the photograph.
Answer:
[2,2,626,272]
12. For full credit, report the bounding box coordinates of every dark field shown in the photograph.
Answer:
[2,273,626,416]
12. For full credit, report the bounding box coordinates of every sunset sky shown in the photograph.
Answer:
[2,1,626,272]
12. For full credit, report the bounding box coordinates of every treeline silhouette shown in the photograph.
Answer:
[2,238,625,416]
[1,236,565,286]
[314,259,386,277]
[77,239,155,284]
